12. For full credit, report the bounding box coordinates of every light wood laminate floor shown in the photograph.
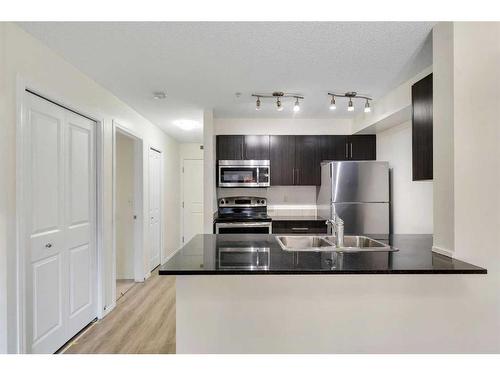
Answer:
[63,269,176,354]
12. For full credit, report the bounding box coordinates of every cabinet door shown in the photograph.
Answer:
[216,135,244,160]
[347,135,376,160]
[244,135,270,160]
[412,73,433,180]
[270,135,295,185]
[320,135,348,161]
[295,136,321,185]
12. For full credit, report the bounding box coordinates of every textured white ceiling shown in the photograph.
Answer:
[18,22,434,142]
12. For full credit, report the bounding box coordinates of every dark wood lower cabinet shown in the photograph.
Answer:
[272,220,327,234]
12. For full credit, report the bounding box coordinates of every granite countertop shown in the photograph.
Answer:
[159,234,487,275]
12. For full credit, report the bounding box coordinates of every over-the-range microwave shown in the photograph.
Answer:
[218,160,270,187]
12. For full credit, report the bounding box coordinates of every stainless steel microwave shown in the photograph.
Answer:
[218,160,270,187]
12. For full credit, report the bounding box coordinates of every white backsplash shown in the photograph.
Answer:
[217,186,318,217]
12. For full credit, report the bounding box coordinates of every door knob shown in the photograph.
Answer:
[45,243,52,248]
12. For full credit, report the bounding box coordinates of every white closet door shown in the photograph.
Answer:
[25,94,67,354]
[64,111,96,338]
[24,93,96,353]
[148,148,162,271]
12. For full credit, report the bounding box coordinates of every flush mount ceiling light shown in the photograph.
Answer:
[173,119,201,131]
[252,92,304,112]
[153,91,167,100]
[328,92,372,113]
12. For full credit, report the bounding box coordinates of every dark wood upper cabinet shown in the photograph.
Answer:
[320,135,348,161]
[348,135,376,160]
[295,136,321,185]
[243,135,270,160]
[270,135,295,186]
[218,133,376,186]
[216,135,270,160]
[412,73,433,180]
[216,135,244,160]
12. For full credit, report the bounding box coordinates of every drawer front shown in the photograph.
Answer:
[272,220,327,234]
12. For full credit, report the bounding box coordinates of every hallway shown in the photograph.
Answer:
[63,270,176,354]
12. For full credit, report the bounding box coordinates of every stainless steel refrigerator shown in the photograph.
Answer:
[317,161,390,239]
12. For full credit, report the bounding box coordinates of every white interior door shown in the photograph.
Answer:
[24,92,96,354]
[182,159,204,244]
[148,148,162,271]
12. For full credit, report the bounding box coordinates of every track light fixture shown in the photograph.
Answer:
[328,92,372,113]
[252,92,304,113]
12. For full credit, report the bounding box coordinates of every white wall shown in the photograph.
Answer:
[179,143,204,242]
[215,118,352,135]
[203,110,216,233]
[377,122,433,234]
[0,22,9,354]
[432,22,455,256]
[115,132,135,279]
[452,22,500,268]
[0,23,180,353]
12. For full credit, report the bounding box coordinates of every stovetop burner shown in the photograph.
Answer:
[216,196,271,222]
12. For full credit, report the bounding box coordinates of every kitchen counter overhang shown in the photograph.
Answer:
[159,234,487,275]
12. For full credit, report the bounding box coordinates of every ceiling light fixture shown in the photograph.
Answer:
[153,91,167,100]
[327,92,372,113]
[251,92,304,113]
[173,119,201,131]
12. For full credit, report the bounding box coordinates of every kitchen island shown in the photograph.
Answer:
[160,234,488,353]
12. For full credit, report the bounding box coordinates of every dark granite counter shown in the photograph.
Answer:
[159,234,486,275]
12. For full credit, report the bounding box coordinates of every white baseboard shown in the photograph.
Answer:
[432,245,454,258]
[102,301,116,318]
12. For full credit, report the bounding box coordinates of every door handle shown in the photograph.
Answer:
[45,243,52,248]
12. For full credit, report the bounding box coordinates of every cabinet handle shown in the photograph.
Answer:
[350,143,353,158]
[241,143,244,159]
[345,143,348,159]
[291,227,309,232]
[292,168,295,184]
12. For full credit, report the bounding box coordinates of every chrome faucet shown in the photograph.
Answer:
[326,214,344,248]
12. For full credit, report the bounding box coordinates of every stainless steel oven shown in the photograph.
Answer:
[218,247,270,270]
[215,221,272,234]
[218,160,270,187]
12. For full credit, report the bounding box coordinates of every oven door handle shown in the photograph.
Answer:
[216,222,271,228]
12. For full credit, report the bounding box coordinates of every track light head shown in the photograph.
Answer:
[348,98,354,112]
[276,98,284,111]
[293,98,300,112]
[364,99,371,113]
[256,97,261,111]
[329,96,336,110]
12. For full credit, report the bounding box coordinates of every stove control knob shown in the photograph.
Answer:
[220,200,225,205]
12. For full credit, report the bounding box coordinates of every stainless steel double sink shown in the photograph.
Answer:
[275,235,397,252]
